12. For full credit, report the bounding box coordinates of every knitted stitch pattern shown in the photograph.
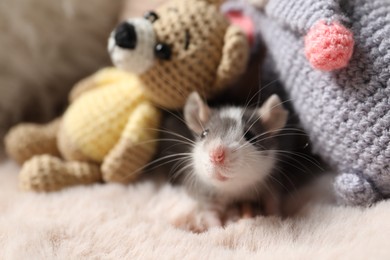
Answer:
[139,0,248,109]
[255,0,390,206]
[4,0,250,192]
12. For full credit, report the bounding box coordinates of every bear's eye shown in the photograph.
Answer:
[154,43,172,60]
[144,11,159,23]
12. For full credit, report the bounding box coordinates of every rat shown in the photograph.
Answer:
[152,91,307,232]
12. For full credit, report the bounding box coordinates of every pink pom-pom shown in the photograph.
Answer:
[304,20,354,71]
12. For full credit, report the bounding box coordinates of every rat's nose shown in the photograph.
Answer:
[209,146,225,164]
[115,22,137,49]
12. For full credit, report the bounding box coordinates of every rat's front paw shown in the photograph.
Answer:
[224,201,265,225]
[172,208,223,233]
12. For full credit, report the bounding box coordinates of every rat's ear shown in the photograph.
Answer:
[184,92,211,134]
[258,95,289,133]
[214,25,249,90]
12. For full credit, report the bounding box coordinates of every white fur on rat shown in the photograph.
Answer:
[175,92,289,231]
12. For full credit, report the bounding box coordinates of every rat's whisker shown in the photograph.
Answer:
[241,79,279,124]
[238,99,295,145]
[243,151,312,184]
[171,162,194,181]
[234,128,308,152]
[135,138,195,148]
[159,108,188,127]
[268,150,323,171]
[120,152,192,181]
[245,150,319,174]
[142,127,196,145]
[261,180,280,206]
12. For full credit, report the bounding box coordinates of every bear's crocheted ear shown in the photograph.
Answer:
[264,0,354,71]
[222,0,260,50]
[213,25,249,90]
[224,10,255,47]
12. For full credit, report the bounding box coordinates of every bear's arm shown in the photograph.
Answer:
[101,101,162,183]
[69,67,136,102]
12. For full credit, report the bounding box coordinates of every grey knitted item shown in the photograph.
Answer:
[241,0,390,206]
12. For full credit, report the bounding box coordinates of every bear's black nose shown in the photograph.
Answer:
[115,22,137,49]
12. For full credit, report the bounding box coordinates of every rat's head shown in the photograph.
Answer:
[108,0,249,109]
[184,92,288,193]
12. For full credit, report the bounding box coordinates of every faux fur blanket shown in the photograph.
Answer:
[1,160,389,259]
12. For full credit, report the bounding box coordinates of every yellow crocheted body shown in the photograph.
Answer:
[61,71,159,162]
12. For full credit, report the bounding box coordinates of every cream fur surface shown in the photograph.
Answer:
[1,160,389,259]
[0,0,122,148]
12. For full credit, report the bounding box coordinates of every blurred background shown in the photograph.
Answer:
[0,0,167,155]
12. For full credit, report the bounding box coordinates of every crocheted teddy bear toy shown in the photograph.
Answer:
[242,0,390,206]
[5,0,249,192]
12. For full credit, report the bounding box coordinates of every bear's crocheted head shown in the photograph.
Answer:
[109,0,249,109]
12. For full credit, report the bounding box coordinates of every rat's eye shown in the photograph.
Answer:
[144,11,159,23]
[154,43,172,60]
[200,129,209,139]
[244,130,256,144]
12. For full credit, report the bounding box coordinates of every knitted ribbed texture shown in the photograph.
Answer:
[255,0,390,206]
[265,0,346,34]
[222,0,264,53]
[69,67,135,103]
[5,119,61,164]
[139,0,249,109]
[19,155,102,192]
[214,25,250,89]
[59,71,151,163]
[101,138,157,183]
[265,0,354,71]
[102,102,162,183]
